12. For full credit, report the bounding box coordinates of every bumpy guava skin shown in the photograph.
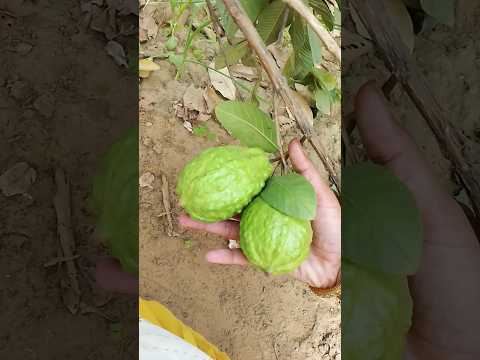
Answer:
[176,146,273,223]
[240,197,312,275]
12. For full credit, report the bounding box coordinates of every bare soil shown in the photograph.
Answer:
[0,1,137,358]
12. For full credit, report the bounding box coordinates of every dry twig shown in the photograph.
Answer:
[54,169,80,312]
[273,92,288,173]
[161,174,174,236]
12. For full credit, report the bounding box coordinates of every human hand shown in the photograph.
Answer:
[95,257,139,295]
[179,139,341,289]
[355,82,480,359]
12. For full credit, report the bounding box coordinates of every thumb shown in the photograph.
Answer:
[355,81,453,221]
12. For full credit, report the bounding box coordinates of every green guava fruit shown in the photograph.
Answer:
[176,146,273,223]
[91,128,138,274]
[240,197,312,275]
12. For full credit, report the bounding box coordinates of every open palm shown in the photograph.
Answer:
[179,139,341,289]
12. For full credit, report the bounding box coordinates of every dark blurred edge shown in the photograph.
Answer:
[341,0,479,359]
[0,1,138,359]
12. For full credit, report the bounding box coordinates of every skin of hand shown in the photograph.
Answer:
[96,257,138,295]
[355,82,480,359]
[179,139,341,289]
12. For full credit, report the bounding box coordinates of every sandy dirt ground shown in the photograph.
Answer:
[0,1,137,358]
[138,4,342,358]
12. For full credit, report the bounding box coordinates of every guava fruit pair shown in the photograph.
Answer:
[177,146,312,275]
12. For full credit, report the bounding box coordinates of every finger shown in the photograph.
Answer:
[288,139,341,258]
[355,81,457,222]
[205,249,248,265]
[95,257,138,295]
[288,139,339,210]
[179,213,240,240]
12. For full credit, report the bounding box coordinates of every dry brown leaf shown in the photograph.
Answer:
[105,40,127,67]
[294,84,315,107]
[230,64,258,81]
[183,84,206,113]
[289,91,314,128]
[139,172,155,190]
[268,43,290,69]
[140,12,158,41]
[208,64,236,100]
[139,58,160,78]
[203,87,222,114]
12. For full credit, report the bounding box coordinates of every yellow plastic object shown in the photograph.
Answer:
[139,298,231,360]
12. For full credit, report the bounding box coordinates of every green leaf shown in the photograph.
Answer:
[91,129,139,275]
[217,0,269,40]
[343,260,413,360]
[314,87,331,114]
[215,101,278,152]
[311,68,336,90]
[289,14,313,81]
[215,42,249,69]
[309,0,335,31]
[256,0,288,45]
[342,163,423,275]
[260,174,317,220]
[420,0,455,26]
[307,25,323,66]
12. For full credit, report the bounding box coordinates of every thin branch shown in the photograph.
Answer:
[53,169,80,296]
[273,92,288,173]
[282,0,341,62]
[221,0,340,188]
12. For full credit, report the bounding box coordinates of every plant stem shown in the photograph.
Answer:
[273,92,288,173]
[282,0,341,62]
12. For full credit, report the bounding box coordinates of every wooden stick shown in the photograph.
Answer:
[273,92,288,173]
[282,0,341,62]
[350,0,480,216]
[53,169,80,295]
[221,0,340,188]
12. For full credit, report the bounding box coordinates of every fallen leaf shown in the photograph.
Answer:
[183,84,206,113]
[139,12,158,42]
[294,84,315,107]
[105,40,128,67]
[0,162,36,197]
[203,87,222,114]
[139,172,155,190]
[183,121,193,132]
[139,58,160,78]
[289,91,314,128]
[267,43,290,69]
[208,63,236,100]
[230,64,258,81]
